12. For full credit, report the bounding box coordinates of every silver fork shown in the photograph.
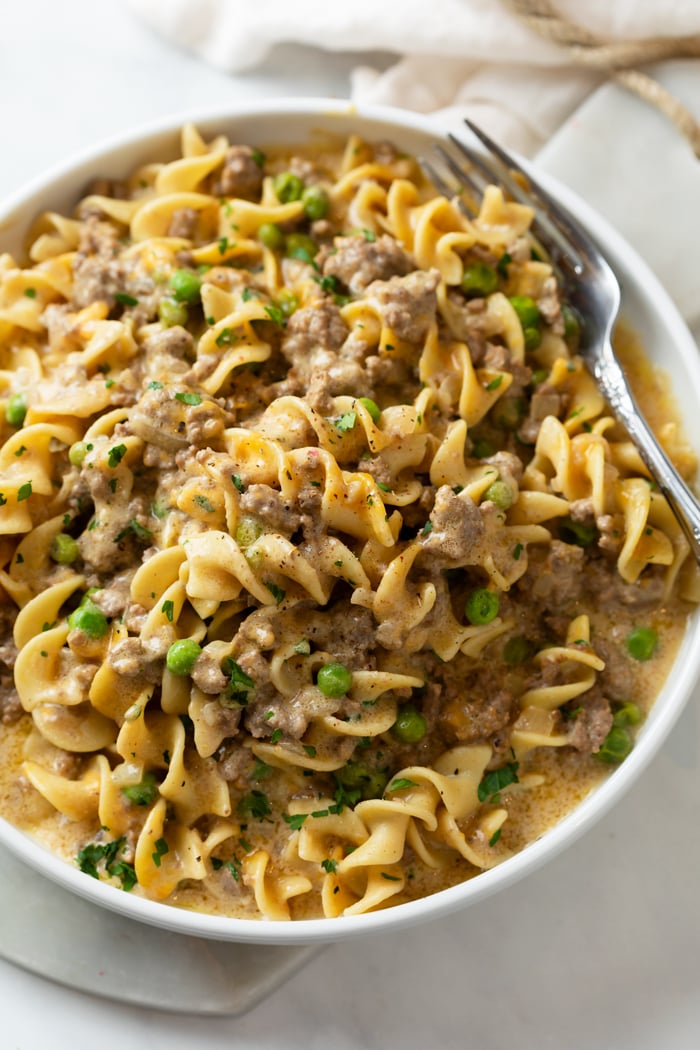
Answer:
[422,119,700,566]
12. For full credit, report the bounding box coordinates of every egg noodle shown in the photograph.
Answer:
[0,126,697,920]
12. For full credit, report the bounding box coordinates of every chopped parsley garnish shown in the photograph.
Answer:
[380,872,401,881]
[115,292,139,307]
[147,380,164,390]
[237,790,272,820]
[283,813,308,831]
[420,520,433,536]
[293,638,311,656]
[497,251,512,278]
[122,772,159,806]
[231,473,244,492]
[17,481,32,501]
[241,287,258,301]
[513,543,523,560]
[161,600,174,622]
[266,582,286,604]
[174,391,202,406]
[215,327,236,347]
[250,148,265,168]
[376,481,391,493]
[314,274,340,294]
[114,518,154,544]
[107,444,127,468]
[485,375,503,391]
[336,411,357,432]
[477,761,519,803]
[270,728,283,744]
[489,829,502,847]
[151,837,169,867]
[193,494,215,513]
[76,836,136,891]
[23,287,37,298]
[218,236,229,255]
[321,858,338,874]
[223,658,255,706]
[263,303,285,326]
[303,744,317,758]
[388,777,419,792]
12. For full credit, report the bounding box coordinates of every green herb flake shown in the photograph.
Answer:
[107,444,127,468]
[489,829,502,847]
[193,494,215,513]
[174,391,202,406]
[336,411,357,432]
[217,236,229,255]
[376,481,391,493]
[485,375,503,392]
[477,761,519,803]
[303,744,317,758]
[24,287,37,298]
[321,858,338,874]
[122,772,158,807]
[380,872,401,881]
[283,813,308,831]
[266,582,286,604]
[237,790,272,821]
[151,837,169,867]
[420,521,433,536]
[215,327,236,347]
[115,292,139,307]
[161,600,174,622]
[147,380,164,390]
[293,638,311,656]
[388,777,419,792]
[513,542,523,561]
[263,303,285,326]
[17,481,32,501]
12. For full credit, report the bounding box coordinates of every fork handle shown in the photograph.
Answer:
[592,345,700,566]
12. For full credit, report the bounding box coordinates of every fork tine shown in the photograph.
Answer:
[460,119,586,274]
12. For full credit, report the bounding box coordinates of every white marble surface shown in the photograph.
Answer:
[2,3,700,1047]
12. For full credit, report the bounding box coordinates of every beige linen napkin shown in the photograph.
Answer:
[126,0,700,328]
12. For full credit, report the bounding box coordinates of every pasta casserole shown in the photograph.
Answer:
[0,125,697,920]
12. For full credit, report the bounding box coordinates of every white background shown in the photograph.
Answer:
[1,3,700,1047]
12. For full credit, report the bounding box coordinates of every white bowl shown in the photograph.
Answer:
[1,98,699,946]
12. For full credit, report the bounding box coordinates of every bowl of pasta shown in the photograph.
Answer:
[0,98,698,946]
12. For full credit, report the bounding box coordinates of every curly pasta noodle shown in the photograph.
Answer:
[0,126,697,920]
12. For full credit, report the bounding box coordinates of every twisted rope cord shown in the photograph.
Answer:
[503,0,700,156]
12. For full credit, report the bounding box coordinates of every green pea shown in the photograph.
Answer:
[276,288,299,317]
[5,393,27,428]
[301,185,329,221]
[562,304,581,348]
[158,297,189,328]
[392,704,427,744]
[503,636,532,666]
[471,437,496,459]
[626,626,658,662]
[316,662,352,698]
[523,326,542,351]
[169,269,202,303]
[257,222,284,251]
[50,533,80,565]
[509,295,541,328]
[530,368,549,386]
[69,441,89,467]
[335,762,388,800]
[285,232,319,262]
[465,588,500,625]
[461,262,499,299]
[358,397,381,423]
[68,598,108,639]
[166,638,202,676]
[273,172,304,203]
[560,517,598,548]
[235,516,263,548]
[483,480,513,511]
[494,397,524,430]
[612,702,643,728]
[595,726,633,764]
